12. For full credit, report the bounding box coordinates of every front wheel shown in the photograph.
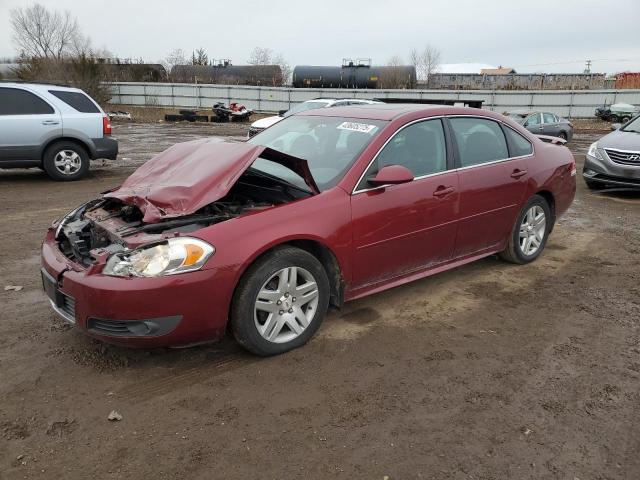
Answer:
[499,195,551,264]
[230,247,330,356]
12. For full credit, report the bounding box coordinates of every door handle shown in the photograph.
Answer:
[42,120,60,125]
[510,169,528,179]
[433,186,455,198]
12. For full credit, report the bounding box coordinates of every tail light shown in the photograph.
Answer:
[102,115,112,135]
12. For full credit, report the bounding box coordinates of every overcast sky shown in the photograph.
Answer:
[1,0,638,74]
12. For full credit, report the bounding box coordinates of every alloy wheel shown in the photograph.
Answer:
[254,266,319,344]
[54,150,82,175]
[519,205,546,256]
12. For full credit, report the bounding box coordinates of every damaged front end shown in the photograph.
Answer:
[55,166,314,275]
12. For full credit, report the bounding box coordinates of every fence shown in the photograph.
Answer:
[107,82,640,118]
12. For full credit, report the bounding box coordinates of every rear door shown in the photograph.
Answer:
[449,116,529,258]
[350,118,459,288]
[542,112,561,137]
[0,87,62,161]
[47,89,103,140]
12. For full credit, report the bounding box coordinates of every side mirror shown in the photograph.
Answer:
[368,165,414,187]
[278,109,287,117]
[611,123,622,131]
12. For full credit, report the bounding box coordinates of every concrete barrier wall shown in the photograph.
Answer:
[107,82,640,118]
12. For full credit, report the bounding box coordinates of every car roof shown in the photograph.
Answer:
[298,103,496,121]
[0,82,83,93]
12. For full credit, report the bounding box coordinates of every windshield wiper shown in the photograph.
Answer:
[621,128,640,133]
[246,167,313,195]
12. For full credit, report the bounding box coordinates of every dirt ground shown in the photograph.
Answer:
[1,124,639,480]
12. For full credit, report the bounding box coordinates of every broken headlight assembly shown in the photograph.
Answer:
[103,237,215,277]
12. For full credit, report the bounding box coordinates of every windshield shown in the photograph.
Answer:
[283,101,331,117]
[622,116,640,133]
[248,115,386,191]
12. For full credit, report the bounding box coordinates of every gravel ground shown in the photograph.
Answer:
[0,125,639,479]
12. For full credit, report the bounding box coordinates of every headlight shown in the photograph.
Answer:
[103,237,215,277]
[587,142,604,160]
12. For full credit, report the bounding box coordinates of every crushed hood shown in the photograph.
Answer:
[104,139,319,223]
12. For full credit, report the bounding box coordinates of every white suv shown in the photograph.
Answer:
[247,98,382,138]
[0,83,118,181]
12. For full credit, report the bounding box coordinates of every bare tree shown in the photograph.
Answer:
[410,44,442,86]
[247,47,274,66]
[10,4,84,59]
[273,53,292,85]
[247,46,289,85]
[162,48,187,80]
[191,48,209,66]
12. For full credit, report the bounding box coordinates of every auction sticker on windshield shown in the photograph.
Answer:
[337,122,377,133]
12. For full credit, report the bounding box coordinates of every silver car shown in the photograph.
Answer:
[583,115,640,189]
[507,110,574,141]
[0,83,118,181]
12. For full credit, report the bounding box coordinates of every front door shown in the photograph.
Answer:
[350,118,459,288]
[0,87,61,161]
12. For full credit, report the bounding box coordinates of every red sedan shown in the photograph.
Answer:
[41,105,576,355]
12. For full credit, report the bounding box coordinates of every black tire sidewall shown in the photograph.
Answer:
[511,195,551,264]
[43,142,90,181]
[231,247,330,356]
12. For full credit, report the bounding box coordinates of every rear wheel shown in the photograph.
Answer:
[230,247,330,356]
[42,141,89,181]
[499,195,551,264]
[558,131,567,141]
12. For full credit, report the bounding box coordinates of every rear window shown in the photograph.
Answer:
[48,90,100,113]
[0,88,54,115]
[504,127,533,157]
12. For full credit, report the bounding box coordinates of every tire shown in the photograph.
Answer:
[558,131,567,141]
[42,141,89,181]
[499,195,552,265]
[230,247,330,356]
[585,179,600,190]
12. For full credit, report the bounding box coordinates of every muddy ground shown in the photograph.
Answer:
[1,123,639,479]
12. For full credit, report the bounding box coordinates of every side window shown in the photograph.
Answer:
[543,113,556,124]
[48,90,100,113]
[525,113,541,126]
[359,119,447,189]
[449,117,509,167]
[504,127,533,157]
[0,88,54,115]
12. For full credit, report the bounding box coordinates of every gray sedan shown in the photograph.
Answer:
[507,111,574,141]
[583,115,640,189]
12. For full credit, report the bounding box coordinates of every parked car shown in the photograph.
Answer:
[247,98,382,138]
[42,105,576,355]
[507,110,573,141]
[0,83,117,180]
[595,103,639,123]
[583,114,640,189]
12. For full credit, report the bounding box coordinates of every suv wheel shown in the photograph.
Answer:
[231,247,330,356]
[43,142,89,181]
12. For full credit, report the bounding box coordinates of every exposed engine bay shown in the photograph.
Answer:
[56,168,312,266]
